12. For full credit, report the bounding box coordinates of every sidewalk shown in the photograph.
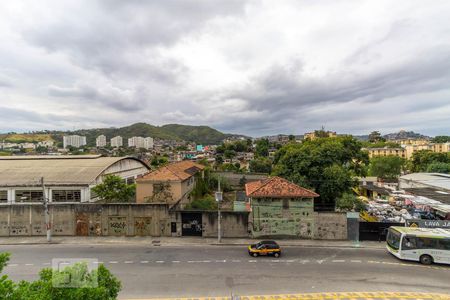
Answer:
[0,236,386,249]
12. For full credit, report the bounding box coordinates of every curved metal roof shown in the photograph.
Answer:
[0,155,149,187]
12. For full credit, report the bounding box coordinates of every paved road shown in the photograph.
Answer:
[1,244,449,299]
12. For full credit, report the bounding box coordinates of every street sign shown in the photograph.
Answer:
[215,192,223,202]
[406,219,450,229]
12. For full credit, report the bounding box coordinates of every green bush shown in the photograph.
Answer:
[0,252,121,300]
[185,195,218,210]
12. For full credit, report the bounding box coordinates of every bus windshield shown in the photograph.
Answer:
[387,228,401,250]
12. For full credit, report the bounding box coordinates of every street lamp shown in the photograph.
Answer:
[215,178,223,243]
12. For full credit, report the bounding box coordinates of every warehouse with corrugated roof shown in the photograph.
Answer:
[0,155,149,203]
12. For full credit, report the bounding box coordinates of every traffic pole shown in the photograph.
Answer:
[41,177,52,242]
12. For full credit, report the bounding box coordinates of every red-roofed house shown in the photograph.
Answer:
[136,161,205,207]
[245,176,319,238]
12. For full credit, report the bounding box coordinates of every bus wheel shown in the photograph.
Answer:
[420,254,433,265]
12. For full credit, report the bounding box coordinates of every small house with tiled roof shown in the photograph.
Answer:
[245,176,319,238]
[136,161,205,207]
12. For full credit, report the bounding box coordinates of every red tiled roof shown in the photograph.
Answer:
[137,160,205,182]
[245,176,319,198]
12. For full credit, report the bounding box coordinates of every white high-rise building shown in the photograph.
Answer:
[63,135,87,149]
[128,136,154,149]
[110,136,123,148]
[96,135,107,147]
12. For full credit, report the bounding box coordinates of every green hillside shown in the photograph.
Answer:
[160,124,229,145]
[1,123,244,146]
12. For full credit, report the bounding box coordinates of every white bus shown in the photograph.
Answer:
[386,226,450,265]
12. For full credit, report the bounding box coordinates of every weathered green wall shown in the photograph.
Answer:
[250,197,314,238]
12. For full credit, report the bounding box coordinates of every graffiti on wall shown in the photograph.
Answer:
[108,217,127,236]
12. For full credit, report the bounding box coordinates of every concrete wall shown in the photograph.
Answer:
[202,212,249,238]
[0,203,170,237]
[313,212,347,240]
[250,197,315,238]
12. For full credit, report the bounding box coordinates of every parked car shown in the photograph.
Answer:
[248,240,281,257]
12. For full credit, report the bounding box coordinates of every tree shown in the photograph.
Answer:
[255,139,269,157]
[92,175,135,203]
[426,162,450,174]
[0,252,121,299]
[431,136,450,143]
[273,136,369,208]
[368,131,386,143]
[223,149,236,159]
[249,158,272,174]
[336,193,365,212]
[410,150,450,172]
[369,156,406,180]
[150,156,168,168]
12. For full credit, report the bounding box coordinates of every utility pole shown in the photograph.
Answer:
[41,177,52,242]
[215,178,223,243]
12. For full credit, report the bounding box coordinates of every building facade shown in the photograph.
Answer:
[96,135,107,147]
[110,136,123,148]
[0,155,149,203]
[246,176,319,238]
[128,136,154,149]
[63,135,87,149]
[136,160,205,207]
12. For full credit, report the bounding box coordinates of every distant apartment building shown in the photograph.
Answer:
[393,138,429,146]
[110,136,123,148]
[63,135,87,149]
[304,131,337,140]
[367,143,450,159]
[96,135,107,147]
[366,147,406,159]
[128,136,154,149]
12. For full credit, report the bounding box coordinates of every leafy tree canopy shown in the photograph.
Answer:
[410,150,450,172]
[369,156,406,180]
[255,138,270,157]
[273,136,369,207]
[92,175,135,203]
[426,162,450,174]
[336,193,366,212]
[249,158,272,174]
[368,131,386,143]
[431,135,450,143]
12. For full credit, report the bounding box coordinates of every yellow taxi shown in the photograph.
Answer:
[248,240,281,257]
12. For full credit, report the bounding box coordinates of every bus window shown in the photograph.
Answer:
[437,239,450,250]
[416,237,438,249]
[387,228,401,250]
[402,236,417,250]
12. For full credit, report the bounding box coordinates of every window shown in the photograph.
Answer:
[126,177,135,185]
[15,190,43,202]
[437,239,450,250]
[282,199,289,209]
[402,236,417,250]
[0,191,7,203]
[153,183,165,194]
[52,190,81,202]
[387,229,401,250]
[416,237,438,249]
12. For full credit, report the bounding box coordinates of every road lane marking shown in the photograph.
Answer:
[248,260,257,263]
[129,291,450,299]
[332,260,345,263]
[140,261,149,264]
[171,261,180,263]
[156,261,164,263]
[232,260,241,262]
[42,262,51,265]
[25,263,34,266]
[316,260,324,264]
[109,261,118,264]
[124,261,134,264]
[350,260,362,263]
[215,260,226,263]
[7,264,18,267]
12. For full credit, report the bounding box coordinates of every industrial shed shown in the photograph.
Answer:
[0,155,149,203]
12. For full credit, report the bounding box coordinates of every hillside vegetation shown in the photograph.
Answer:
[1,123,242,145]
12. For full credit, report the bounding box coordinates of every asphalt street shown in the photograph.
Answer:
[1,244,449,299]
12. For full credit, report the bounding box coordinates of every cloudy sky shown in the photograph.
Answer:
[1,0,450,137]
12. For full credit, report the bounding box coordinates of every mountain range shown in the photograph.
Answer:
[1,123,247,146]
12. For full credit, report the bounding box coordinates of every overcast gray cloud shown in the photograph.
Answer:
[0,0,450,137]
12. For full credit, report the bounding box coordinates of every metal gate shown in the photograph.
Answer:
[181,213,202,236]
[75,213,89,236]
[359,222,404,241]
[134,217,152,236]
